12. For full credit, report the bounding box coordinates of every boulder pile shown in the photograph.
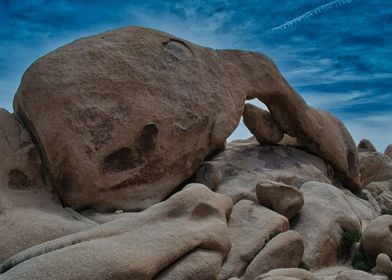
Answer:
[0,26,390,280]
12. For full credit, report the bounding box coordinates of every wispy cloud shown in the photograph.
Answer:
[271,0,362,31]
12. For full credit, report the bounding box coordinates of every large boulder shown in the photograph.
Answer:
[14,26,360,211]
[361,215,392,258]
[293,181,361,269]
[218,199,289,279]
[0,109,96,262]
[13,27,248,211]
[0,184,232,280]
[241,230,304,280]
[256,179,304,219]
[205,138,334,204]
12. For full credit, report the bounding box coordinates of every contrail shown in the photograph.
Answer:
[271,0,361,31]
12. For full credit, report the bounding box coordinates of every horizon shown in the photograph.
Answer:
[1,0,391,151]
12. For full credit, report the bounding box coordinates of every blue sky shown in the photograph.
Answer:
[1,0,391,150]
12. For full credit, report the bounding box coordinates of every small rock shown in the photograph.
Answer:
[256,179,304,219]
[243,103,284,144]
[373,253,392,276]
[114,210,123,214]
[358,139,377,153]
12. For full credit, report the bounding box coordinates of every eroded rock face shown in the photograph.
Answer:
[0,109,96,262]
[293,181,361,270]
[14,26,360,211]
[361,215,392,258]
[0,185,232,280]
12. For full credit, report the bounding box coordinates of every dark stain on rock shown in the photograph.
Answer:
[104,147,138,172]
[137,123,159,154]
[8,169,30,189]
[100,158,166,192]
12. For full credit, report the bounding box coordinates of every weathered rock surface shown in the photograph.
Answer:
[359,151,392,187]
[13,26,360,211]
[361,215,392,258]
[243,103,284,144]
[241,230,304,280]
[373,253,392,276]
[292,181,361,269]
[0,109,96,262]
[256,179,304,219]
[0,184,232,280]
[207,138,334,204]
[218,199,289,279]
[358,139,377,153]
[255,268,315,280]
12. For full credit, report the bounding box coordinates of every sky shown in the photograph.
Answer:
[1,0,391,151]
